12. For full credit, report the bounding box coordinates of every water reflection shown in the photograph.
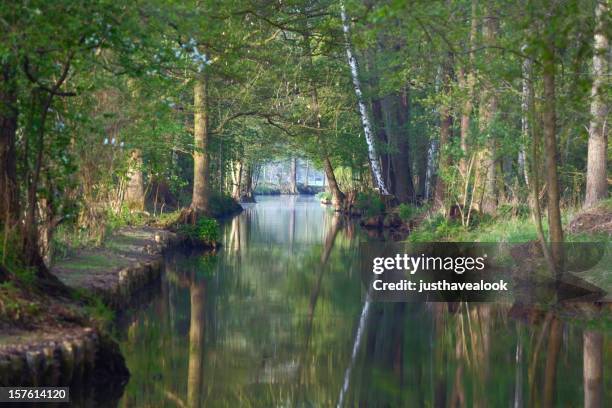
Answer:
[117,196,609,407]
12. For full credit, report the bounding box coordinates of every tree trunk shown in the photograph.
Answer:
[340,1,389,195]
[424,138,438,202]
[542,37,564,272]
[125,149,145,211]
[458,0,478,177]
[191,76,210,215]
[585,0,609,208]
[434,56,453,211]
[290,157,298,194]
[583,331,603,408]
[0,62,18,227]
[382,92,415,203]
[434,105,452,211]
[323,157,345,211]
[231,160,243,201]
[519,45,532,187]
[304,160,310,187]
[241,162,255,202]
[478,8,499,214]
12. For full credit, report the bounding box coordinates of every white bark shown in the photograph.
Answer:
[425,139,438,201]
[519,45,532,187]
[337,291,372,408]
[340,1,389,195]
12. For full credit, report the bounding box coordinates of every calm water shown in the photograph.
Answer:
[116,195,610,407]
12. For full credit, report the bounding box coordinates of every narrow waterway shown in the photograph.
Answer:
[116,195,608,407]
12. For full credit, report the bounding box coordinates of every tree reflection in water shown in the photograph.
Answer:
[116,196,608,407]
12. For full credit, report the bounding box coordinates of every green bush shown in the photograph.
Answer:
[255,185,281,195]
[397,203,420,221]
[179,217,220,246]
[355,191,385,217]
[316,191,332,201]
[208,193,242,217]
[408,214,465,242]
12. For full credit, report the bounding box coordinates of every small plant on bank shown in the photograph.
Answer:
[178,217,220,247]
[316,191,332,203]
[355,191,385,217]
[397,203,426,221]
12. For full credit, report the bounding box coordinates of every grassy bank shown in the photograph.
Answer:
[406,199,612,243]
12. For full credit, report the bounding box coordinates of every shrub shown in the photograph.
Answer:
[316,191,332,202]
[355,191,385,217]
[397,203,420,221]
[179,217,220,246]
[255,185,281,195]
[208,193,242,217]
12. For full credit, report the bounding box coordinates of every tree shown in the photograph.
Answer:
[340,0,389,196]
[0,62,18,226]
[584,0,609,208]
[190,74,211,216]
[542,14,564,272]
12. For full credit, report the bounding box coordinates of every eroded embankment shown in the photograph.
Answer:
[0,226,183,392]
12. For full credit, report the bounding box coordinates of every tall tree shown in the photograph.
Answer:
[190,74,211,216]
[542,15,564,271]
[584,0,609,208]
[340,1,389,195]
[478,4,499,214]
[0,62,18,226]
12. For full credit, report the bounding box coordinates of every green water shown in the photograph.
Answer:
[117,195,610,407]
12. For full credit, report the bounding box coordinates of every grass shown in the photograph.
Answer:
[71,288,115,324]
[397,203,427,222]
[408,207,609,243]
[58,253,125,271]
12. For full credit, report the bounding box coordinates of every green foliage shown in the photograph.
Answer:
[0,234,36,286]
[179,217,220,246]
[208,193,242,218]
[107,207,149,230]
[71,288,114,324]
[355,191,385,217]
[396,203,426,221]
[0,282,41,323]
[316,191,332,202]
[255,184,281,195]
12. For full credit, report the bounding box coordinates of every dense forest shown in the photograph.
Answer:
[0,0,610,405]
[1,0,610,275]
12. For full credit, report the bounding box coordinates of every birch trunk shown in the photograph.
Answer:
[585,0,609,208]
[231,160,243,201]
[340,1,389,195]
[424,139,438,201]
[290,157,298,194]
[519,45,532,186]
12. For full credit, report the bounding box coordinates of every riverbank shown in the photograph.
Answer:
[0,201,241,390]
[52,227,181,309]
[0,225,184,390]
